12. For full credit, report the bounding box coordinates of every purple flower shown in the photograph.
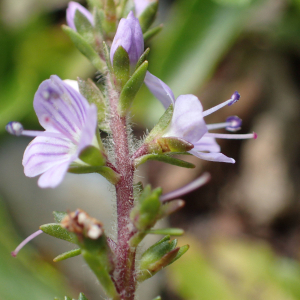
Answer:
[134,0,157,16]
[66,1,94,31]
[6,75,98,188]
[110,11,144,66]
[145,73,256,163]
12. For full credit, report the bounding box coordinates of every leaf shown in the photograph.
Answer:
[138,1,159,33]
[74,9,95,45]
[53,249,81,262]
[146,228,184,236]
[53,211,68,223]
[113,46,130,88]
[143,25,163,43]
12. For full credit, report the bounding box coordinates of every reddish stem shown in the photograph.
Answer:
[108,81,136,300]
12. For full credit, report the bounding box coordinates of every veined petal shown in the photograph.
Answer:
[194,136,220,153]
[77,104,98,154]
[66,1,94,31]
[38,161,71,188]
[144,72,175,108]
[165,95,207,144]
[189,149,235,163]
[33,75,89,140]
[23,136,74,177]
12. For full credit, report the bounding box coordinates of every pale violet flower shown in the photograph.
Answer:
[66,1,94,31]
[110,11,144,66]
[145,72,256,163]
[6,75,98,188]
[134,0,157,16]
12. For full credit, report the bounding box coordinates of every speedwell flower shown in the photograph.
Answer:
[66,1,94,31]
[110,11,144,66]
[6,75,99,188]
[144,72,256,163]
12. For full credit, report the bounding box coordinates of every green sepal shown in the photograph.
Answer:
[138,1,158,33]
[102,41,113,74]
[53,211,68,223]
[78,293,89,300]
[113,46,130,89]
[78,78,108,132]
[135,47,150,70]
[150,137,194,154]
[74,9,95,45]
[79,145,106,166]
[130,185,162,231]
[118,60,148,116]
[40,224,77,244]
[134,153,195,169]
[53,248,81,262]
[145,228,184,236]
[143,24,163,43]
[158,200,185,219]
[145,105,173,143]
[94,8,104,38]
[62,25,105,71]
[103,0,117,38]
[68,164,120,185]
[169,244,189,266]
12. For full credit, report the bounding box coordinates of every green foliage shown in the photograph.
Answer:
[79,146,106,166]
[113,46,130,88]
[145,228,184,236]
[138,1,159,33]
[74,9,95,45]
[53,249,81,262]
[53,211,68,223]
[40,224,77,244]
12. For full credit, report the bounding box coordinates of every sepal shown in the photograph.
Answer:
[53,248,81,262]
[74,9,95,45]
[143,24,163,43]
[62,25,105,71]
[149,137,194,154]
[40,224,77,244]
[146,228,184,236]
[118,60,148,116]
[103,0,117,38]
[137,236,189,281]
[113,46,130,89]
[79,145,106,166]
[138,1,158,33]
[134,153,195,169]
[136,47,150,70]
[77,78,108,132]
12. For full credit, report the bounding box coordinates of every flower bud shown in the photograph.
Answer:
[66,1,94,31]
[110,11,144,66]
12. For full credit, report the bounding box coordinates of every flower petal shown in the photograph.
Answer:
[194,136,220,153]
[77,104,98,154]
[144,72,175,108]
[38,161,70,188]
[165,94,207,144]
[34,75,89,140]
[23,136,73,177]
[189,149,235,163]
[66,1,94,31]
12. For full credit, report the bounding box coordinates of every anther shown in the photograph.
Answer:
[228,91,240,106]
[225,116,242,132]
[6,122,24,136]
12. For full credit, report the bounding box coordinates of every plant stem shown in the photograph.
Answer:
[108,79,136,300]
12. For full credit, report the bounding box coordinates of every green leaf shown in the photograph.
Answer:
[78,293,89,300]
[145,105,173,143]
[118,60,148,116]
[135,153,195,169]
[138,1,159,32]
[74,9,95,45]
[87,0,103,9]
[53,211,68,223]
[53,249,81,262]
[68,164,120,185]
[79,145,106,166]
[145,228,184,236]
[113,46,130,88]
[62,25,105,71]
[168,244,190,266]
[78,78,107,129]
[136,47,150,70]
[143,25,163,43]
[40,224,77,244]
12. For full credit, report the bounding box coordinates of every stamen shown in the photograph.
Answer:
[203,91,240,117]
[205,132,257,140]
[6,122,24,136]
[207,122,231,130]
[161,173,211,202]
[11,229,43,257]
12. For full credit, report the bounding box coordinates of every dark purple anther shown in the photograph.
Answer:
[6,121,24,136]
[226,116,242,132]
[228,91,240,106]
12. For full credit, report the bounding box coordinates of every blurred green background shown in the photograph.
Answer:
[2,0,300,299]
